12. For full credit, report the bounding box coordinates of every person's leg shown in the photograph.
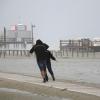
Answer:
[37,61,47,82]
[45,72,48,81]
[43,64,48,81]
[43,66,48,82]
[41,70,46,82]
[47,61,55,81]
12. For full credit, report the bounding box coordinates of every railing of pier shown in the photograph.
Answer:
[0,49,30,58]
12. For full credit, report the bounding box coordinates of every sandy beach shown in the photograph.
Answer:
[0,72,100,100]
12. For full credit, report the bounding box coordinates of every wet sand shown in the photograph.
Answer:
[0,77,100,100]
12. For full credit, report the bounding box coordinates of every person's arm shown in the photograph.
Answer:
[49,52,56,61]
[43,43,49,49]
[29,45,35,53]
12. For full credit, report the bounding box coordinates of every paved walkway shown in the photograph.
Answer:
[0,72,100,97]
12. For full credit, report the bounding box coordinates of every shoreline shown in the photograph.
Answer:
[0,70,100,89]
[0,72,100,100]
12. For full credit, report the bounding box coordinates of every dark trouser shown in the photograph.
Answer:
[47,60,54,75]
[46,60,55,81]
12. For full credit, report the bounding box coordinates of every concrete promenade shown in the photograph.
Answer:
[0,72,100,97]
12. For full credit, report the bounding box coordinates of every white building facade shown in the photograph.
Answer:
[0,24,33,50]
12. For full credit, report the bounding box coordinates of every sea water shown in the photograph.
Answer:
[0,57,100,100]
[0,57,100,84]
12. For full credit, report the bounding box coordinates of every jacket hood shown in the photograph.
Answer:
[36,39,43,45]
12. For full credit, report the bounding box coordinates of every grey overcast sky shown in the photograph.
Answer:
[0,0,100,50]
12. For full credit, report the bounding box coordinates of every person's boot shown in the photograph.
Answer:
[43,78,46,83]
[52,75,55,81]
[45,74,48,81]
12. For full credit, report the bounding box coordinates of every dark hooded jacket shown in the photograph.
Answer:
[30,39,49,61]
